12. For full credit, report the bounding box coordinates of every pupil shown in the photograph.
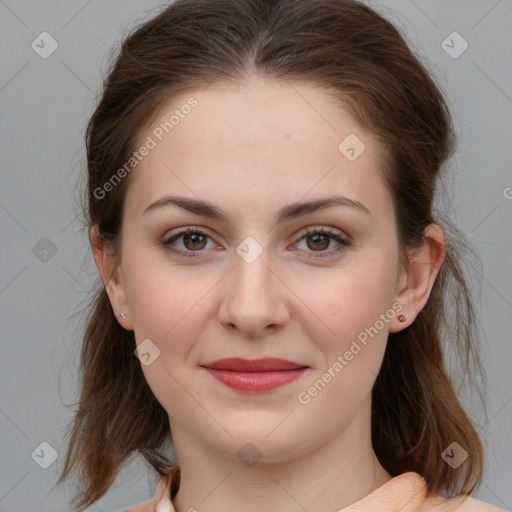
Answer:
[186,233,205,249]
[309,234,328,250]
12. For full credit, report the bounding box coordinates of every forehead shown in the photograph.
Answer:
[124,78,392,223]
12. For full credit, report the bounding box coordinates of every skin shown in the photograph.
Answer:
[91,76,445,512]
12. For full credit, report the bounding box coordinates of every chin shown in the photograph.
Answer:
[205,421,310,463]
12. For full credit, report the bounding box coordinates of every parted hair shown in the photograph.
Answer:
[57,0,488,509]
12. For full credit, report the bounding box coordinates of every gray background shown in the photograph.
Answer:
[1,0,511,511]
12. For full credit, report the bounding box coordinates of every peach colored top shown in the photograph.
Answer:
[124,468,506,512]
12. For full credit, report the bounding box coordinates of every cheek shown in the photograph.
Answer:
[128,266,223,407]
[295,267,392,425]
[126,252,213,339]
[133,284,208,418]
[298,256,395,345]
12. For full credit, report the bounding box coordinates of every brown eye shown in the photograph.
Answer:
[163,228,214,257]
[182,232,207,250]
[306,233,330,251]
[294,227,352,259]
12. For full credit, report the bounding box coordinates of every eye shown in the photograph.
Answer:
[162,226,351,259]
[162,227,217,257]
[292,227,351,259]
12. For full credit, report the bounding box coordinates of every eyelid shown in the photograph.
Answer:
[163,226,221,251]
[163,224,349,241]
[162,225,351,258]
[296,225,350,243]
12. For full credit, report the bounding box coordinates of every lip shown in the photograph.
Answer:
[201,357,307,371]
[200,358,309,392]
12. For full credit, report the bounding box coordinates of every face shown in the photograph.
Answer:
[106,77,407,462]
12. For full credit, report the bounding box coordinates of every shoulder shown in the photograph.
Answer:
[443,495,507,512]
[124,472,174,512]
[376,472,505,512]
[418,484,505,512]
[124,499,152,512]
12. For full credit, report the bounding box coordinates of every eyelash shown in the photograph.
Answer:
[162,227,352,259]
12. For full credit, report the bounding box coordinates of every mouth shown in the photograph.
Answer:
[200,358,310,392]
[201,357,308,372]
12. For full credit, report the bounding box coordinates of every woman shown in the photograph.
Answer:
[57,0,507,511]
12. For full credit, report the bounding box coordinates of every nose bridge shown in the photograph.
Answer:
[218,234,288,334]
[231,234,274,303]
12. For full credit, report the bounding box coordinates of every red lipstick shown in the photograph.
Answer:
[200,358,309,392]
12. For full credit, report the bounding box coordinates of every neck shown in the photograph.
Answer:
[170,401,393,512]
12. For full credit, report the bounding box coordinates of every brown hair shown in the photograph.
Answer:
[57,0,489,509]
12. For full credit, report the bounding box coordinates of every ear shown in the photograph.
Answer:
[389,223,446,333]
[89,224,133,330]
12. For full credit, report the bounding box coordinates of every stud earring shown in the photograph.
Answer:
[397,314,407,322]
[120,313,127,319]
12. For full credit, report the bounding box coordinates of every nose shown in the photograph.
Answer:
[217,244,290,338]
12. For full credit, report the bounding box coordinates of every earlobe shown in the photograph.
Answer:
[89,225,133,330]
[390,224,446,333]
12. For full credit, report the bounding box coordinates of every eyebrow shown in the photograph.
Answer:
[143,194,372,224]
